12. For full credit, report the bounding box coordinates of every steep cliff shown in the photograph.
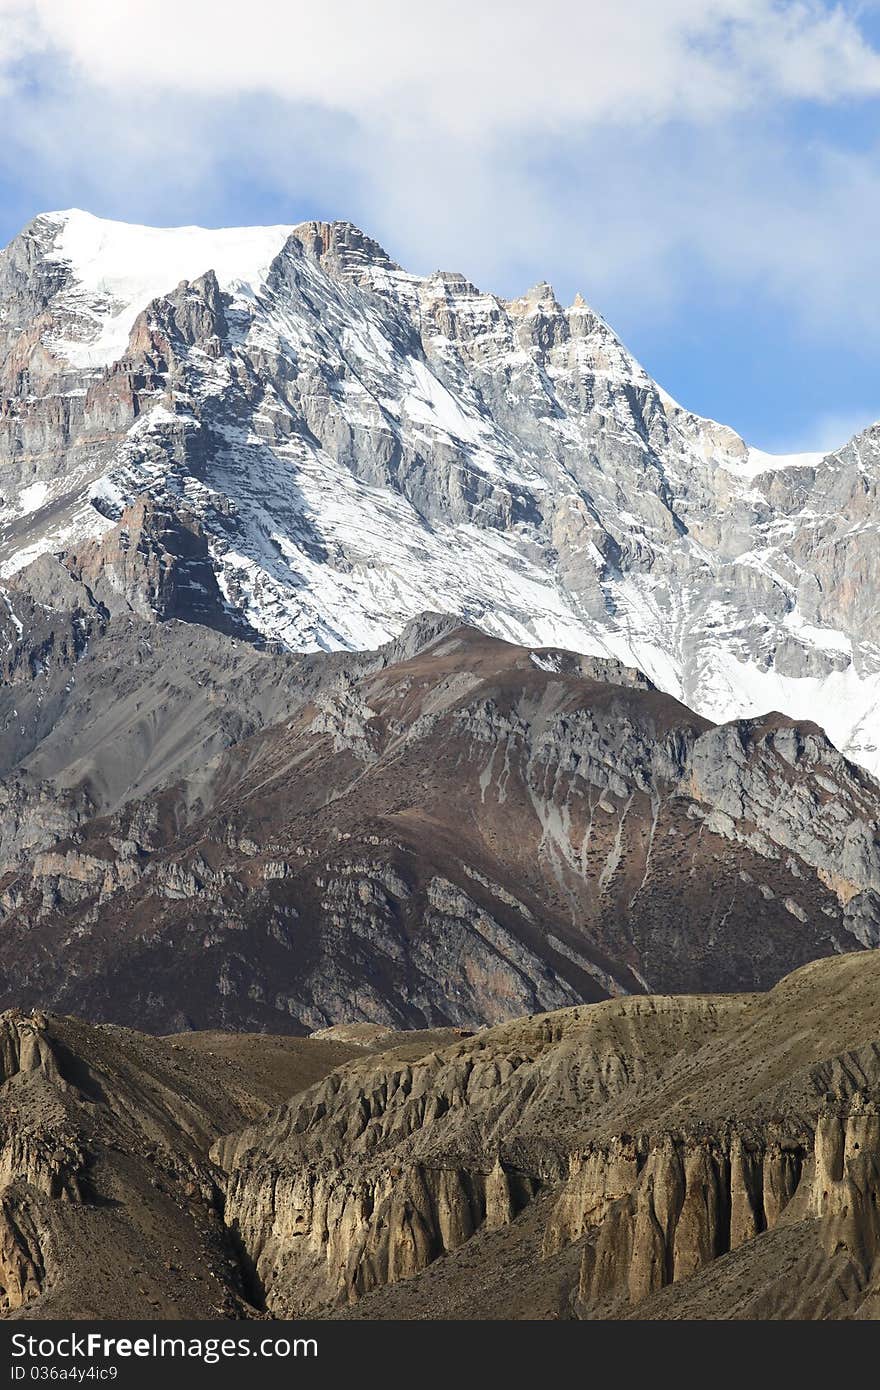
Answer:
[3,952,878,1320]
[0,1007,374,1318]
[214,951,880,1320]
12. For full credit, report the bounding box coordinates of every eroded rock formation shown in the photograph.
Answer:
[0,1006,372,1318]
[2,951,879,1320]
[214,951,880,1320]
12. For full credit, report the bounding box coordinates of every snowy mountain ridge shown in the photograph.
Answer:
[0,209,878,774]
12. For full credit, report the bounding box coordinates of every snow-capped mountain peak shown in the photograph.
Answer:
[0,210,878,776]
[37,209,297,369]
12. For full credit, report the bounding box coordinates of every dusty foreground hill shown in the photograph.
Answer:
[2,950,879,1321]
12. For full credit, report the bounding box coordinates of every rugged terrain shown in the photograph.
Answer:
[0,206,877,1035]
[0,552,877,1032]
[1,210,878,1322]
[0,210,878,776]
[2,950,879,1320]
[0,1008,357,1317]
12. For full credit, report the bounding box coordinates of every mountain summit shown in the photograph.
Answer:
[0,210,877,774]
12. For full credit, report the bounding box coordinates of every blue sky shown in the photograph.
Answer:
[1,0,880,451]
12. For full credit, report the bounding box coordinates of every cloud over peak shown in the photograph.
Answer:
[3,1,880,131]
[1,1,879,446]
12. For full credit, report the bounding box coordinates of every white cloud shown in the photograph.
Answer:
[2,1,880,133]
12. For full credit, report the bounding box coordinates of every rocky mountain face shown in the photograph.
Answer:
[0,584,877,1034]
[1,207,878,1326]
[0,210,878,778]
[3,951,879,1320]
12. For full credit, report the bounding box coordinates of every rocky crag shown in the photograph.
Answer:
[0,1005,413,1317]
[230,951,880,1320]
[3,951,879,1320]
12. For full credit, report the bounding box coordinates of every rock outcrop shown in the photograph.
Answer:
[1,951,878,1320]
[0,1007,373,1318]
[210,951,880,1321]
[64,496,254,636]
